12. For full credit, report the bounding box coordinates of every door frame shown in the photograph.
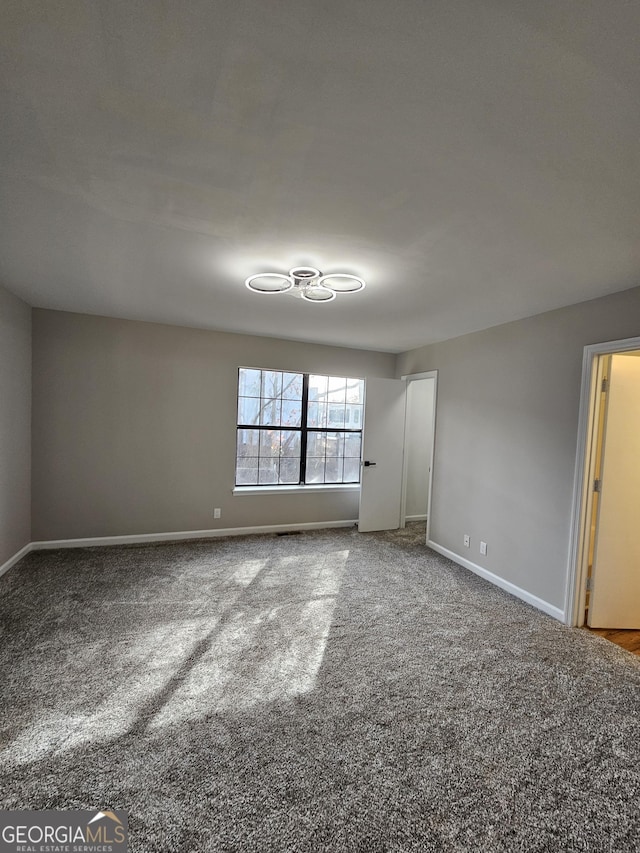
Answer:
[565,335,640,626]
[399,370,438,541]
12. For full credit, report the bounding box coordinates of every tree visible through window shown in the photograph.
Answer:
[236,368,364,486]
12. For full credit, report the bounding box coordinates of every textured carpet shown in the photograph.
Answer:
[2,523,640,852]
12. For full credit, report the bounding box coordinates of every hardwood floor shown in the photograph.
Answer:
[587,628,640,656]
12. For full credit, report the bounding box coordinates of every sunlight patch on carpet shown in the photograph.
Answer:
[230,558,268,587]
[1,615,220,765]
[148,549,348,729]
[1,560,272,766]
[1,550,347,764]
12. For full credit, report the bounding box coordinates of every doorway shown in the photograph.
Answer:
[567,337,640,631]
[400,372,437,539]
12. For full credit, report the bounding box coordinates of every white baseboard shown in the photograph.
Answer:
[427,539,564,622]
[0,542,32,578]
[31,519,358,550]
[405,514,428,522]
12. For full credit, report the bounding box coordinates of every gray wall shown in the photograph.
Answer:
[397,285,640,612]
[0,285,31,565]
[32,310,395,540]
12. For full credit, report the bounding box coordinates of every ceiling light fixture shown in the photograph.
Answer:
[245,266,366,304]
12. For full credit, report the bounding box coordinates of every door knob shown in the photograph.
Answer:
[363,460,377,467]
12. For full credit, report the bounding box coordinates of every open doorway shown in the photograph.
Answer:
[400,371,437,540]
[567,337,640,650]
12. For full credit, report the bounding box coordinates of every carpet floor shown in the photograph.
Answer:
[1,523,640,852]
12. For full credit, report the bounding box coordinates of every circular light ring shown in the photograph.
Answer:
[319,273,366,293]
[301,285,337,303]
[289,266,321,282]
[245,273,293,294]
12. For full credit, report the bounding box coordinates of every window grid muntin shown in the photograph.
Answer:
[235,427,302,486]
[304,427,362,485]
[236,369,363,487]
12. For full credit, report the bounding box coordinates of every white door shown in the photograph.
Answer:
[358,378,406,532]
[588,354,640,628]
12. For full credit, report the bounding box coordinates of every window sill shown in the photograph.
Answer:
[233,484,361,496]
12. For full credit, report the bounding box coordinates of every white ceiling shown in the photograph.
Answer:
[1,0,639,353]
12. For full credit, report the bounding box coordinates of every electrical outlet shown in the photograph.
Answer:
[214,508,221,519]
[480,541,487,556]
[463,534,470,548]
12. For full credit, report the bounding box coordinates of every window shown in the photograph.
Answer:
[236,368,364,486]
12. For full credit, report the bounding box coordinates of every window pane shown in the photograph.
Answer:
[344,433,362,458]
[239,368,262,398]
[327,376,347,404]
[325,455,344,483]
[238,396,260,425]
[281,399,302,427]
[306,457,325,484]
[280,430,301,457]
[306,432,326,456]
[258,458,279,484]
[346,378,364,405]
[279,458,300,484]
[345,404,362,429]
[237,429,260,457]
[327,404,346,428]
[261,370,282,399]
[259,430,280,458]
[308,375,328,402]
[259,397,282,426]
[343,457,361,483]
[325,432,345,459]
[236,457,259,486]
[282,373,303,400]
[307,401,327,428]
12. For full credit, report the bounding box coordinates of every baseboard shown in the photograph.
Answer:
[405,514,428,522]
[0,542,33,578]
[427,540,564,622]
[31,519,358,550]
